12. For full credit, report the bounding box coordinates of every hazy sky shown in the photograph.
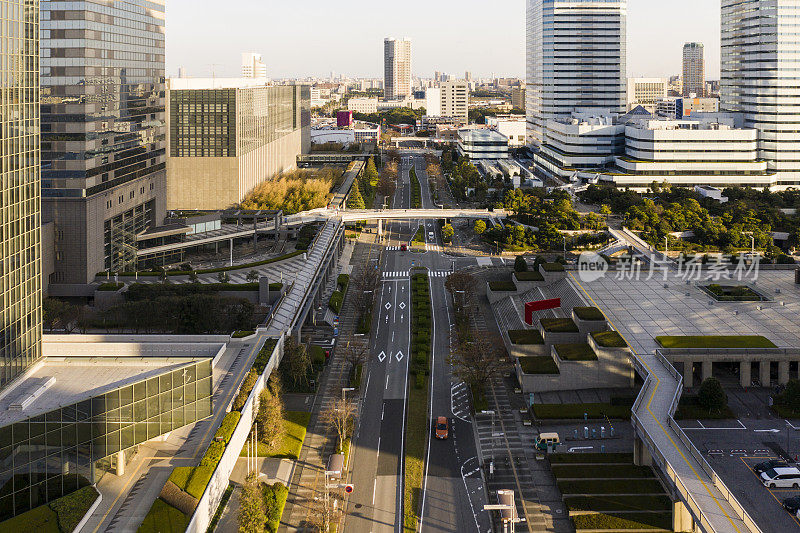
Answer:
[166,0,721,80]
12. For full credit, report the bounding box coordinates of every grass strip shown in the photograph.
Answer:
[554,343,597,361]
[239,411,311,460]
[655,335,776,349]
[557,479,665,495]
[573,306,605,321]
[572,512,673,530]
[137,498,189,533]
[591,331,627,348]
[410,167,422,208]
[519,356,559,374]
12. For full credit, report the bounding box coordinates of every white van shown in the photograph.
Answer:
[761,466,800,488]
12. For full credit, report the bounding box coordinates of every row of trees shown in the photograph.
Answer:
[580,184,800,253]
[239,167,342,214]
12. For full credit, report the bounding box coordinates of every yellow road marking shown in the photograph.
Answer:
[739,456,800,527]
[91,456,149,533]
[569,272,743,532]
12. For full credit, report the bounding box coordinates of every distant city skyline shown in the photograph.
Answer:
[166,0,720,80]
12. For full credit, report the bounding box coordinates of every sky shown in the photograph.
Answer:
[166,0,721,80]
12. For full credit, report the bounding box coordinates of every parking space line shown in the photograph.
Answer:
[739,456,800,528]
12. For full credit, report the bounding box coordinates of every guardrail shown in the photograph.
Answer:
[631,349,763,533]
[185,335,284,533]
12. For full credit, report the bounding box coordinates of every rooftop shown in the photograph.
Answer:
[0,356,207,427]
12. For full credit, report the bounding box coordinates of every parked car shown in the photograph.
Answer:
[754,459,789,475]
[428,232,435,241]
[783,496,800,514]
[434,416,449,440]
[761,467,800,488]
[400,244,408,252]
[535,432,560,452]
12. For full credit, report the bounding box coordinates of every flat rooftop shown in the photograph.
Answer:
[0,357,207,427]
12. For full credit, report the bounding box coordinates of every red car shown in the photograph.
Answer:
[400,244,408,251]
[434,416,449,440]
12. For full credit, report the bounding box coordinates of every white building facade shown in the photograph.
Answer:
[348,97,379,114]
[242,52,267,79]
[384,38,412,100]
[440,80,469,123]
[721,0,800,188]
[627,77,668,111]
[486,115,528,147]
[526,0,627,144]
[457,129,510,161]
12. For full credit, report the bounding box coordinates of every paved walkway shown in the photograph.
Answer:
[570,272,756,533]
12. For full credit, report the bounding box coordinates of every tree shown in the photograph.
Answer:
[246,270,260,283]
[364,157,379,187]
[281,338,312,390]
[257,377,284,449]
[340,341,368,375]
[43,298,71,330]
[445,271,476,317]
[514,255,528,272]
[351,262,380,311]
[322,397,357,452]
[474,220,487,235]
[441,224,454,243]
[600,205,612,217]
[778,380,800,412]
[238,472,266,533]
[347,179,366,210]
[698,377,727,412]
[448,333,511,394]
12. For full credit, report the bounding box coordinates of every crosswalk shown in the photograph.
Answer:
[382,270,452,280]
[385,243,442,252]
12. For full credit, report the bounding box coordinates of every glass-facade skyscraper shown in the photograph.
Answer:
[40,0,167,285]
[526,0,627,145]
[682,42,705,97]
[721,0,800,187]
[0,0,44,388]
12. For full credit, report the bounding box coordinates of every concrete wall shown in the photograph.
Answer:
[516,335,634,393]
[185,335,284,533]
[540,329,583,347]
[167,156,239,211]
[512,273,546,293]
[573,315,609,336]
[486,283,518,304]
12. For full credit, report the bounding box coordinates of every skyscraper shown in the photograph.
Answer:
[721,0,800,186]
[40,0,167,286]
[682,42,705,97]
[526,0,627,144]
[384,38,412,100]
[242,52,267,79]
[0,0,43,388]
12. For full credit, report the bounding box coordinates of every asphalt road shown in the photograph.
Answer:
[345,154,490,533]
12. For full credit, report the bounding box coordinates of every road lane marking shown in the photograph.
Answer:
[373,478,377,505]
[386,375,389,389]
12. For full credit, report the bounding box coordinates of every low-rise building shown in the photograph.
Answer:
[457,128,509,161]
[348,97,378,114]
[627,77,669,112]
[656,96,719,119]
[486,115,527,147]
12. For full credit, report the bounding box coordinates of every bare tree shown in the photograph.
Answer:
[448,332,511,392]
[340,341,368,375]
[445,271,476,316]
[351,263,380,311]
[321,397,357,452]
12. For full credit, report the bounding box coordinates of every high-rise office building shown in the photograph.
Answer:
[40,0,167,287]
[384,38,412,100]
[526,0,627,144]
[242,52,267,79]
[721,0,800,186]
[0,0,43,389]
[682,42,705,97]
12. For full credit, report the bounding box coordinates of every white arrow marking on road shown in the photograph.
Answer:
[378,351,386,362]
[395,351,404,362]
[754,429,781,433]
[385,315,389,323]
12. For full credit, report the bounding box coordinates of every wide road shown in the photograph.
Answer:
[345,153,490,533]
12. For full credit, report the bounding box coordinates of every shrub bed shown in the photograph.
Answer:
[0,485,100,533]
[540,318,579,333]
[573,306,605,321]
[572,512,672,531]
[97,282,124,291]
[103,250,304,277]
[552,464,654,479]
[519,356,559,374]
[655,335,776,349]
[263,482,289,533]
[137,498,189,533]
[514,271,544,282]
[554,343,597,361]
[557,479,665,495]
[508,329,544,345]
[232,330,255,338]
[591,331,627,348]
[549,453,634,464]
[704,284,766,302]
[565,495,671,513]
[674,395,736,420]
[328,290,344,313]
[488,281,517,292]
[541,262,565,272]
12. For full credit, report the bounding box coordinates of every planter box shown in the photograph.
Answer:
[572,313,609,336]
[513,272,546,292]
[486,281,518,304]
[540,329,583,347]
[539,263,567,283]
[509,342,548,358]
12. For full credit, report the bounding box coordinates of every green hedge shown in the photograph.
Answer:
[488,281,517,292]
[97,282,124,291]
[328,290,344,313]
[0,485,99,533]
[591,331,627,348]
[564,495,671,512]
[514,271,544,282]
[557,479,665,495]
[168,467,193,491]
[337,274,350,291]
[554,343,597,361]
[572,512,672,531]
[137,498,189,533]
[519,356,559,374]
[533,403,631,420]
[541,262,565,272]
[357,310,372,334]
[263,482,289,533]
[410,272,432,378]
[0,504,60,533]
[549,453,634,464]
[252,339,278,375]
[655,335,776,349]
[185,466,215,500]
[508,329,544,345]
[200,441,225,467]
[573,306,605,321]
[552,464,655,479]
[540,318,579,333]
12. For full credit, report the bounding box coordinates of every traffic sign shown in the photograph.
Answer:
[344,484,354,494]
